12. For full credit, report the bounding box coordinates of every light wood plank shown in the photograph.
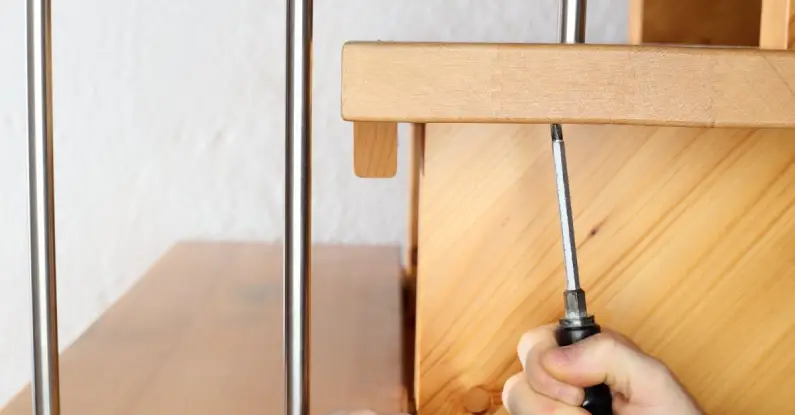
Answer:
[761,0,795,49]
[0,243,405,415]
[342,43,795,128]
[416,123,795,415]
[628,0,645,45]
[354,121,398,178]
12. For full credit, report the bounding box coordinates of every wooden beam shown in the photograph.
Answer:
[342,42,795,128]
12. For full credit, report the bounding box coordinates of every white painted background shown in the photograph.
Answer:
[0,0,627,408]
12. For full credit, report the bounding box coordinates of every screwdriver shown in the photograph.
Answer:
[550,1,613,414]
[550,125,613,414]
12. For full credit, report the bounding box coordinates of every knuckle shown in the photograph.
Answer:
[591,332,624,359]
[570,332,617,364]
[526,366,557,393]
[518,326,553,360]
[526,364,582,406]
[518,325,557,370]
[611,330,641,351]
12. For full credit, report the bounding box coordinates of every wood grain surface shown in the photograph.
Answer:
[415,123,795,415]
[405,124,424,279]
[354,121,399,178]
[637,0,761,46]
[761,0,795,49]
[0,243,406,415]
[342,43,795,128]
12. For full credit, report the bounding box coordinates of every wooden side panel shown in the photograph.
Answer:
[761,0,795,49]
[416,124,795,414]
[403,124,424,413]
[413,2,789,414]
[405,124,424,278]
[637,0,761,46]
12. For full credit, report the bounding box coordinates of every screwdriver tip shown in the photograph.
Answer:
[551,124,563,142]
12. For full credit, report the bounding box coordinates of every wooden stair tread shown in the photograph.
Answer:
[342,42,795,128]
[0,242,406,415]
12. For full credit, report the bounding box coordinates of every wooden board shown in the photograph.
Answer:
[634,0,761,46]
[761,0,795,49]
[341,43,795,128]
[0,243,406,415]
[404,123,424,278]
[415,123,795,415]
[354,121,398,178]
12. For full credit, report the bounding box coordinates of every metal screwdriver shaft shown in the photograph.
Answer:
[551,125,582,297]
[551,1,613,413]
[284,0,313,414]
[26,0,62,414]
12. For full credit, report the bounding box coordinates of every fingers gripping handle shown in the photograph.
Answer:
[555,324,614,415]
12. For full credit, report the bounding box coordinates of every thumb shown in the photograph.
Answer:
[540,332,669,400]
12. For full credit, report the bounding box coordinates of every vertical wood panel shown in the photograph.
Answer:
[760,0,795,49]
[413,1,788,414]
[405,124,424,278]
[416,124,795,414]
[638,0,761,46]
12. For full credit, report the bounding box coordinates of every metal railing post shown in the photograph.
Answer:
[284,0,313,414]
[26,0,61,414]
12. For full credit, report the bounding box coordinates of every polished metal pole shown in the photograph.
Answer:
[284,0,313,414]
[559,0,587,44]
[26,0,61,414]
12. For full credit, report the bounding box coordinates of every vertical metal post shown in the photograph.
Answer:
[284,1,313,414]
[26,0,61,414]
[559,0,587,44]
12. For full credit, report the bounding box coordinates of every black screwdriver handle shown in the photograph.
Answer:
[555,324,614,415]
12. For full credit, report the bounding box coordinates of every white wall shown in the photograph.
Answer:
[0,0,627,408]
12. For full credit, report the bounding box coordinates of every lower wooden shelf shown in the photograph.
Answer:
[0,242,406,415]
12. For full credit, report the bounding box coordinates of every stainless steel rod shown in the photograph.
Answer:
[552,0,586,293]
[26,0,61,414]
[284,0,313,414]
[559,0,587,44]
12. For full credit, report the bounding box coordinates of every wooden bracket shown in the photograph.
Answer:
[353,121,398,178]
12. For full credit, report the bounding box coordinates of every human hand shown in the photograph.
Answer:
[502,324,702,414]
